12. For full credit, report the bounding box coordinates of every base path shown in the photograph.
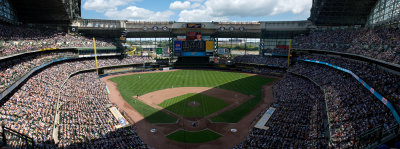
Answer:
[136,87,255,129]
[101,70,278,149]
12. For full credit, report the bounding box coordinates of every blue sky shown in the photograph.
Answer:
[81,0,312,22]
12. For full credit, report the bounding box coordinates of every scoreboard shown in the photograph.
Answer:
[182,41,205,52]
[174,31,213,57]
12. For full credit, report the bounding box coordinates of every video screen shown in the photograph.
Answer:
[182,41,205,52]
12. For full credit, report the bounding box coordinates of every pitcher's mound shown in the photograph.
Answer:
[188,101,201,107]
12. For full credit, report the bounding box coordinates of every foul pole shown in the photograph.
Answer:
[93,38,99,75]
[287,39,292,69]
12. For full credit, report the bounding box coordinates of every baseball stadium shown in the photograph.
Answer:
[0,0,400,148]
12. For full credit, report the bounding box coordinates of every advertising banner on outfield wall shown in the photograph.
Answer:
[182,52,206,56]
[218,48,225,54]
[174,41,182,53]
[206,41,214,52]
[218,48,230,54]
[156,48,163,54]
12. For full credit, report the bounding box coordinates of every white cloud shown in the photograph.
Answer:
[188,0,204,2]
[190,3,202,9]
[104,6,175,21]
[177,0,312,22]
[170,1,191,10]
[83,0,137,12]
[178,8,228,22]
[205,0,311,17]
[83,0,174,21]
[83,0,311,21]
[270,0,312,15]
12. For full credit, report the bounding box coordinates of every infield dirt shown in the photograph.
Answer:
[101,70,277,149]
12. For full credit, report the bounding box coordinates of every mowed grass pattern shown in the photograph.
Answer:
[110,70,274,123]
[166,129,222,143]
[159,93,228,117]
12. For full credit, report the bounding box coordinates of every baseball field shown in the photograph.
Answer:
[105,69,275,148]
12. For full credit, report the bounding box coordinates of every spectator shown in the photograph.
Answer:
[0,51,76,92]
[299,54,400,111]
[0,56,152,148]
[0,24,116,57]
[233,55,289,68]
[289,61,397,148]
[293,27,400,65]
[235,75,328,148]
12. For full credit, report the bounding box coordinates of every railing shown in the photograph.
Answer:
[288,71,331,147]
[295,49,400,73]
[0,57,76,102]
[1,125,35,148]
[218,21,261,25]
[358,124,400,149]
[126,20,174,24]
[76,19,123,28]
[300,58,400,124]
[299,58,400,148]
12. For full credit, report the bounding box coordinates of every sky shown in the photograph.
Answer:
[81,0,312,22]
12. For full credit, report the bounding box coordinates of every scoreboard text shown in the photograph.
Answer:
[182,41,205,52]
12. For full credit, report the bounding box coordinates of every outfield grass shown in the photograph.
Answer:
[110,70,274,123]
[159,93,228,117]
[166,129,222,143]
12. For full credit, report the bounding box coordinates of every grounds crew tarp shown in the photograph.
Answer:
[254,107,276,130]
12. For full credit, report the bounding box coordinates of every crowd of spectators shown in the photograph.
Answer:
[0,54,153,94]
[263,48,290,55]
[237,67,286,77]
[2,22,399,148]
[0,24,115,57]
[289,61,398,148]
[293,27,400,64]
[0,56,152,148]
[0,51,76,93]
[58,72,147,148]
[300,54,400,111]
[0,61,81,148]
[255,67,286,75]
[235,74,328,148]
[233,55,289,68]
[96,56,154,67]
